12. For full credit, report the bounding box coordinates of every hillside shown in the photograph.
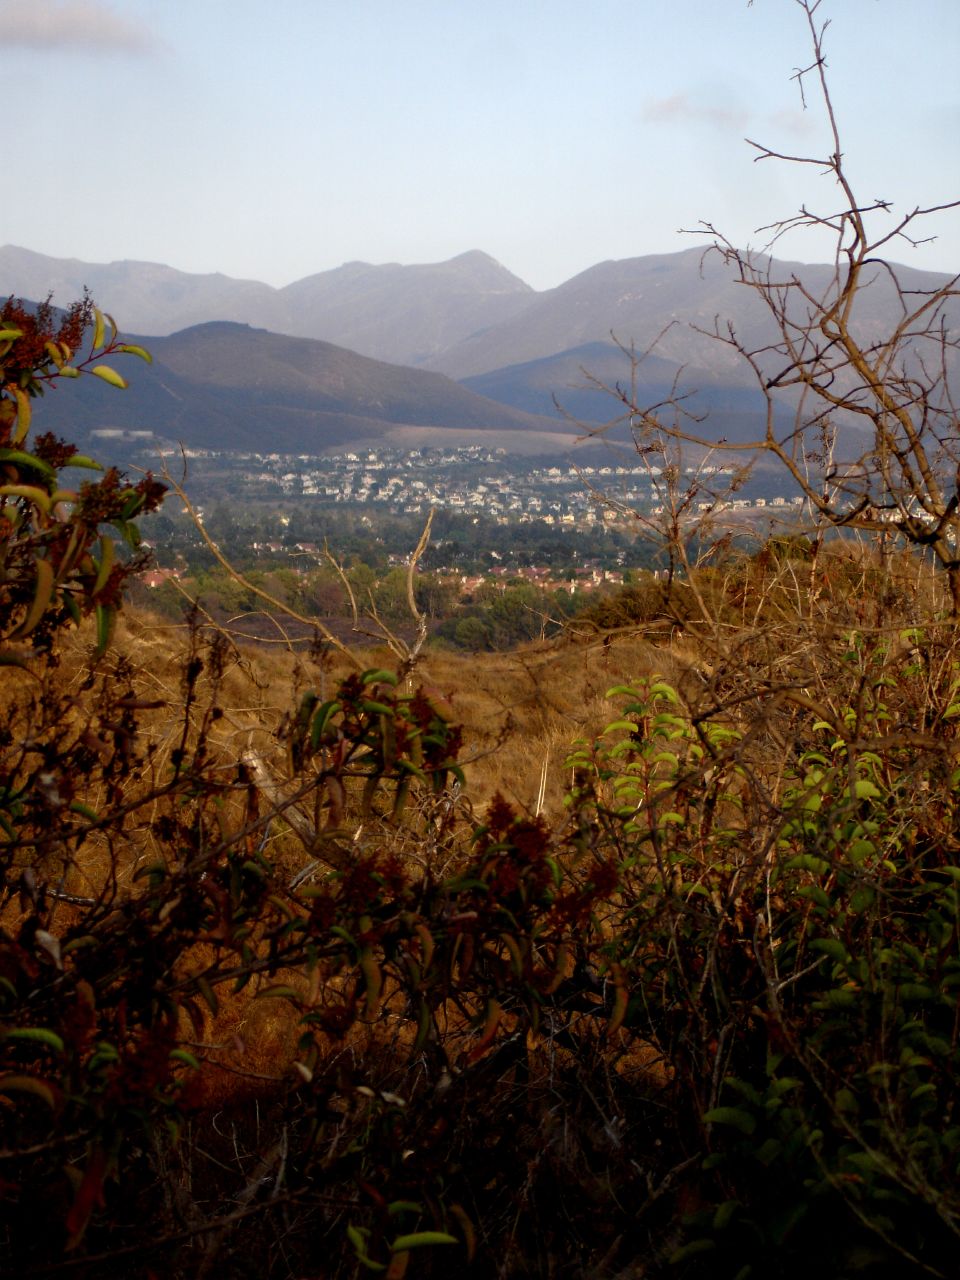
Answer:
[27,320,573,457]
[460,339,786,441]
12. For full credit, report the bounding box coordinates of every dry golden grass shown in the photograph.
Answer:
[9,548,949,1107]
[70,606,677,821]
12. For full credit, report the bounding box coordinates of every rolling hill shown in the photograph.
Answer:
[26,321,575,458]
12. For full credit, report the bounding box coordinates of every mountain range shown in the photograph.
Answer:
[3,243,955,459]
[0,245,534,370]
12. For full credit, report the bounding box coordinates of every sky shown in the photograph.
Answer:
[2,0,958,291]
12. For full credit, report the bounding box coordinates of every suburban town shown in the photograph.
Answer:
[152,442,806,526]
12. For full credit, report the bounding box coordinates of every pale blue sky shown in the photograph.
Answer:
[2,0,957,289]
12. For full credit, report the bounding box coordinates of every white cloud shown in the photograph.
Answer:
[762,108,819,140]
[0,1,157,54]
[642,93,749,132]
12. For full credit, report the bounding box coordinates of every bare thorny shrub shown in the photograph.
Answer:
[595,0,959,607]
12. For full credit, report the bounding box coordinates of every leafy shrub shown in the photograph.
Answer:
[562,655,960,1276]
[0,296,163,655]
[438,580,583,650]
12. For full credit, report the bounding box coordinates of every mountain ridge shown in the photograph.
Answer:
[0,245,534,368]
[6,242,953,384]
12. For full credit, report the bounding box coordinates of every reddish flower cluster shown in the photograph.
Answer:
[0,293,94,387]
[31,431,79,470]
[552,859,620,927]
[75,470,166,531]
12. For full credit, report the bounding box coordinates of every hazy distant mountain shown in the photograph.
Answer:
[6,244,953,391]
[426,247,960,379]
[276,251,535,365]
[0,245,280,336]
[460,340,779,443]
[461,341,718,421]
[0,245,534,367]
[27,321,572,458]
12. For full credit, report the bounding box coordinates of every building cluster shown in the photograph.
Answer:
[174,445,801,529]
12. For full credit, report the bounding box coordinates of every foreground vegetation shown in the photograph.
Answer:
[1,299,958,1278]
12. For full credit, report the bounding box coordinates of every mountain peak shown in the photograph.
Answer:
[442,249,533,293]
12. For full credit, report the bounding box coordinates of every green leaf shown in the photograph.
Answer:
[387,1201,423,1217]
[309,699,342,748]
[603,719,639,735]
[785,854,830,876]
[755,1137,782,1166]
[13,558,55,639]
[835,1088,858,1115]
[817,988,857,1009]
[648,681,680,703]
[63,455,104,472]
[848,838,875,864]
[0,648,39,676]
[851,779,882,800]
[94,604,116,657]
[669,1239,716,1264]
[44,340,66,369]
[703,1106,756,1135]
[347,1225,369,1251]
[0,449,56,479]
[5,1027,65,1053]
[12,388,31,444]
[117,343,153,363]
[809,937,848,965]
[768,1076,803,1097]
[93,534,115,596]
[390,1232,458,1251]
[196,976,219,1017]
[0,1074,57,1107]
[361,699,395,716]
[169,1049,201,1070]
[89,364,128,390]
[347,1224,386,1272]
[797,884,831,910]
[713,1199,740,1230]
[849,885,875,913]
[362,668,399,686]
[0,484,52,514]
